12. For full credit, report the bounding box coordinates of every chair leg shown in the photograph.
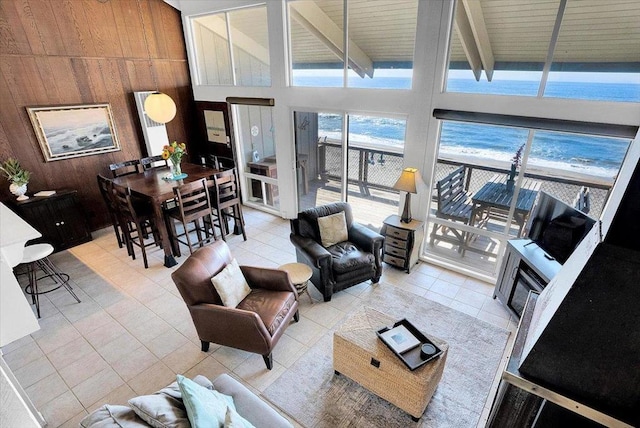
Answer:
[235,205,247,241]
[166,216,181,257]
[26,262,41,318]
[111,218,123,248]
[263,353,273,370]
[218,209,227,242]
[40,257,81,303]
[137,222,149,269]
[201,341,210,352]
[293,310,299,322]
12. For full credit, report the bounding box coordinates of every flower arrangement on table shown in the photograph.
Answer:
[161,141,187,178]
[507,144,525,190]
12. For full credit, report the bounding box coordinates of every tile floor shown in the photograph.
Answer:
[2,207,517,427]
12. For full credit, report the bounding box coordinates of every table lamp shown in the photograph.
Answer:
[393,167,424,223]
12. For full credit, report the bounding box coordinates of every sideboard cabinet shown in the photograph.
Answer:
[14,190,92,252]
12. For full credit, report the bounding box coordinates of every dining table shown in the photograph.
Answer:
[112,162,219,267]
[469,174,541,238]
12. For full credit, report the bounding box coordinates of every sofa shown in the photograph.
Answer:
[80,374,293,428]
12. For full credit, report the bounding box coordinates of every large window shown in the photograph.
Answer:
[446,0,640,102]
[192,6,270,87]
[544,0,640,102]
[446,1,557,96]
[289,0,418,89]
[425,118,633,276]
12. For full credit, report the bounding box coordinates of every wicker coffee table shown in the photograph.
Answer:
[333,306,448,421]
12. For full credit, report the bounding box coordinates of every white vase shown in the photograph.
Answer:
[9,182,29,200]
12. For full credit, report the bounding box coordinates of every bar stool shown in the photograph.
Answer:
[21,243,80,318]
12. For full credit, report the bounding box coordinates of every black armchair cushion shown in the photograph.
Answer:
[327,242,375,274]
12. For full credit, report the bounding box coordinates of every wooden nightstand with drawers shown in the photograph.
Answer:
[381,214,424,273]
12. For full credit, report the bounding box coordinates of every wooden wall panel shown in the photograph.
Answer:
[0,0,196,232]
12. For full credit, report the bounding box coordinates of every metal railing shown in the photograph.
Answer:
[317,140,612,218]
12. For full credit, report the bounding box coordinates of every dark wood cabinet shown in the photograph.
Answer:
[14,190,92,252]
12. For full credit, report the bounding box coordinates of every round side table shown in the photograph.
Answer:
[278,262,313,303]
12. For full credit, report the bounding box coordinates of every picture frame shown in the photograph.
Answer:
[378,324,421,354]
[27,103,121,162]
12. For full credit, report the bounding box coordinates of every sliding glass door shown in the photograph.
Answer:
[233,105,280,212]
[294,110,407,227]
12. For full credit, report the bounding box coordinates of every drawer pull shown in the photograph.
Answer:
[370,358,380,368]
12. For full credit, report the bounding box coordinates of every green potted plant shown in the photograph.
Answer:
[0,158,31,200]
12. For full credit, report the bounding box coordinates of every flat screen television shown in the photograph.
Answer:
[526,191,596,264]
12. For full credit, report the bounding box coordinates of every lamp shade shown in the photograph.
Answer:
[393,167,422,193]
[393,167,425,223]
[144,92,176,124]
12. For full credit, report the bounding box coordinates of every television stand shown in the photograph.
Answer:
[494,239,561,318]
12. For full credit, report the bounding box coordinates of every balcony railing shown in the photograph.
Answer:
[317,139,611,219]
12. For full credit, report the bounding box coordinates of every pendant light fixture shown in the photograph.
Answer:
[144,91,176,124]
[138,1,176,124]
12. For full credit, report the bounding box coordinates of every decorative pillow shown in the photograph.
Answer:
[128,394,189,428]
[210,258,251,307]
[317,211,348,247]
[80,404,149,427]
[177,374,236,427]
[224,406,256,428]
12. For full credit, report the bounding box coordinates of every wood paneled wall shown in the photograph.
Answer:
[0,0,196,230]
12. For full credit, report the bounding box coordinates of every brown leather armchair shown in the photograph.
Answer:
[290,202,384,302]
[171,240,299,370]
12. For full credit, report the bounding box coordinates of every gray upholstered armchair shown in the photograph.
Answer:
[289,202,384,302]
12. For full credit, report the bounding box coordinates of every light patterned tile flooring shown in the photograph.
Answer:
[2,207,517,427]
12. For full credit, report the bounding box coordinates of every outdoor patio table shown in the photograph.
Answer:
[112,162,219,267]
[469,175,541,238]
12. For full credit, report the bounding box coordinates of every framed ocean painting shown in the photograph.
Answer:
[27,103,121,162]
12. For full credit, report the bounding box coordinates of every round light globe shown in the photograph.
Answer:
[144,92,176,123]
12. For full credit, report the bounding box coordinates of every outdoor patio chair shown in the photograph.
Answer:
[430,165,473,253]
[573,186,591,214]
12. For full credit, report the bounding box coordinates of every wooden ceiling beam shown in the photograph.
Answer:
[454,2,483,81]
[290,2,374,78]
[462,0,495,81]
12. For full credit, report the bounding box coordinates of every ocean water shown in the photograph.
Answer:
[302,75,639,179]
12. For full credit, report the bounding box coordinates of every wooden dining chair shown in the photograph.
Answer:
[210,168,247,241]
[97,174,124,249]
[164,178,216,257]
[141,155,169,170]
[111,183,160,268]
[109,160,141,178]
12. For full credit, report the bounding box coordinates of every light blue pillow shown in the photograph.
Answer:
[224,406,256,428]
[176,375,235,427]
